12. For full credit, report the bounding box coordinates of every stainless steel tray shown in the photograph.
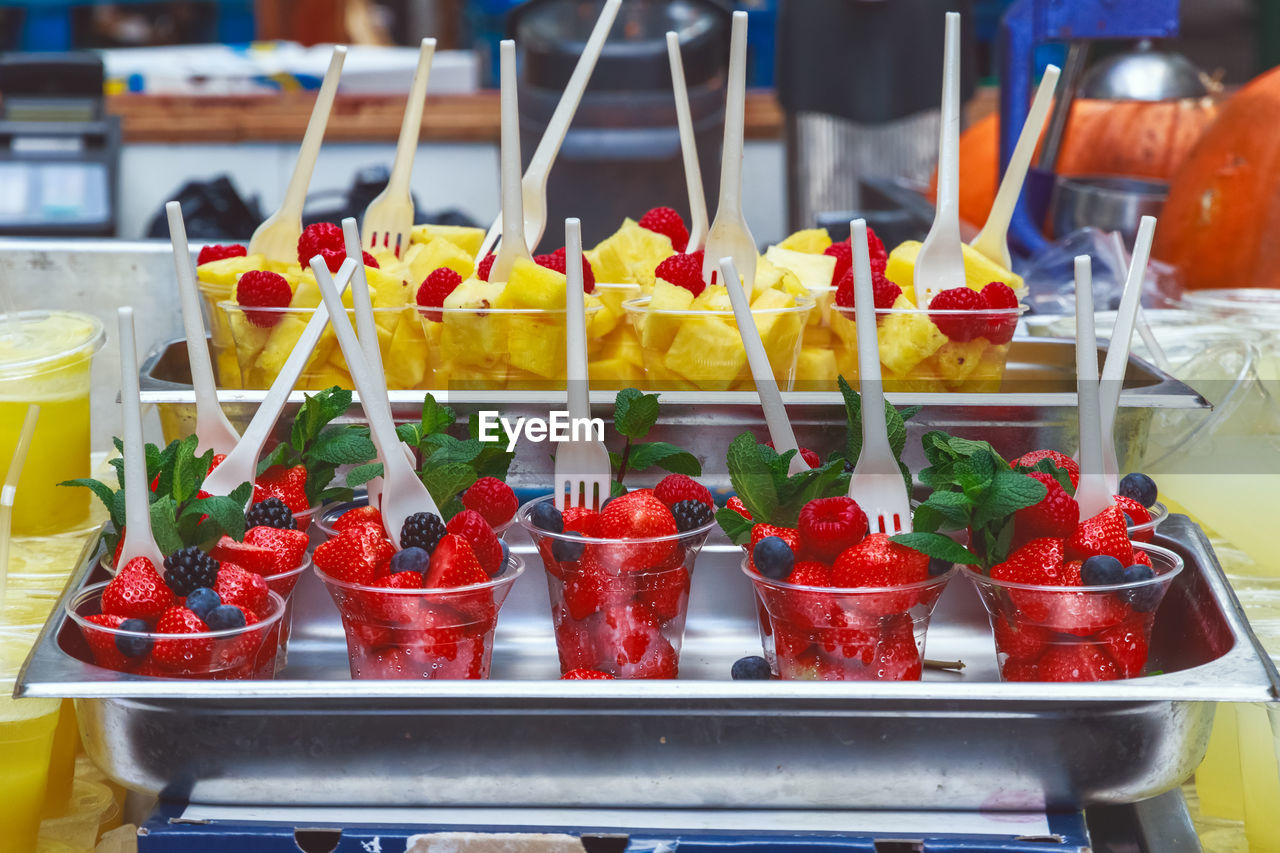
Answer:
[19,515,1277,810]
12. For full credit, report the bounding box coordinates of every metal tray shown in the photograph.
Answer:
[19,515,1278,811]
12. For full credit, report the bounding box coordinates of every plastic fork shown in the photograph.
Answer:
[1073,255,1113,519]
[201,263,354,502]
[969,64,1060,273]
[115,307,168,571]
[248,45,347,264]
[702,11,756,290]
[913,12,966,308]
[488,40,534,285]
[310,256,440,548]
[721,255,807,476]
[167,201,239,457]
[361,38,435,260]
[846,219,912,536]
[553,218,612,511]
[477,0,622,260]
[667,30,709,252]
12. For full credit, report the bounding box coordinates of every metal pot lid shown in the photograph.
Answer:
[1078,41,1212,101]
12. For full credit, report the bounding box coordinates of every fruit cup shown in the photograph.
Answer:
[0,626,63,852]
[586,283,645,389]
[743,560,956,681]
[518,495,717,679]
[966,542,1184,682]
[67,583,286,679]
[623,295,814,392]
[315,556,524,679]
[315,497,516,544]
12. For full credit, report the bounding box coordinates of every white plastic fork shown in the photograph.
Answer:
[248,45,346,264]
[721,255,807,476]
[201,263,354,502]
[115,307,168,571]
[311,256,440,548]
[702,11,756,290]
[969,64,1060,272]
[477,0,622,259]
[913,12,966,308]
[1073,255,1113,519]
[361,38,435,259]
[488,40,534,285]
[554,218,612,511]
[167,201,239,457]
[847,219,912,536]
[667,31,709,252]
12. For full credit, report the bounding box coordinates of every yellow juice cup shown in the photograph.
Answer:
[38,778,114,850]
[1237,702,1280,852]
[0,626,62,853]
[0,312,104,536]
[41,699,78,817]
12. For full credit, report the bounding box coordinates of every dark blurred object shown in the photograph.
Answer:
[816,178,938,250]
[9,2,250,51]
[511,0,730,251]
[254,0,344,46]
[146,176,261,240]
[1078,41,1211,101]
[0,52,119,236]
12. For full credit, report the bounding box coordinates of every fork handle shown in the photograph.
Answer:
[386,39,435,192]
[564,218,590,423]
[278,46,346,220]
[851,220,893,463]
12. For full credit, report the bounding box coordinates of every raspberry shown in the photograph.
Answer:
[416,267,463,322]
[236,271,292,328]
[461,476,518,527]
[834,267,902,312]
[638,206,689,252]
[980,281,1019,344]
[798,497,869,563]
[297,222,344,268]
[362,251,380,268]
[1013,471,1079,540]
[652,474,713,509]
[654,252,705,296]
[929,286,987,341]
[197,244,246,265]
[823,229,887,288]
[476,254,496,281]
[535,250,596,293]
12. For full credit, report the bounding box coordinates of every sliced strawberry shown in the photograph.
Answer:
[1037,644,1122,682]
[244,525,309,575]
[425,534,489,589]
[333,505,384,534]
[597,602,662,667]
[633,566,690,623]
[445,509,504,576]
[562,505,601,537]
[726,496,753,520]
[872,614,923,680]
[992,614,1050,661]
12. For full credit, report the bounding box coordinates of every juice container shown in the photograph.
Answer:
[0,626,62,853]
[1196,704,1245,821]
[0,311,105,536]
[1238,703,1280,852]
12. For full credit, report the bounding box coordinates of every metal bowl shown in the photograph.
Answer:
[1049,175,1168,246]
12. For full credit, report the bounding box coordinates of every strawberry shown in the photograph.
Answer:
[616,634,679,679]
[1099,624,1149,678]
[653,474,714,509]
[425,534,489,589]
[726,496,753,520]
[992,614,1050,661]
[562,668,614,680]
[296,222,344,267]
[334,505,384,534]
[446,509,505,576]
[980,281,1020,344]
[209,535,274,576]
[372,572,424,590]
[152,606,213,671]
[784,648,844,681]
[562,505,601,537]
[416,267,463,321]
[1037,644,1121,682]
[561,564,622,621]
[460,476,518,528]
[638,206,689,252]
[872,614,922,680]
[314,531,379,585]
[102,557,175,620]
[554,608,604,672]
[1000,657,1041,681]
[1012,450,1080,490]
[213,563,271,617]
[634,566,690,623]
[833,266,901,311]
[197,243,246,265]
[243,526,309,575]
[1013,471,1079,541]
[255,464,309,513]
[798,497,869,563]
[595,492,678,571]
[349,522,396,571]
[654,252,705,296]
[1131,549,1153,568]
[928,286,987,341]
[990,538,1068,586]
[831,533,928,588]
[1112,494,1153,542]
[817,609,876,663]
[1066,506,1134,565]
[788,560,833,587]
[81,613,134,671]
[236,270,292,328]
[1039,560,1128,637]
[598,602,662,667]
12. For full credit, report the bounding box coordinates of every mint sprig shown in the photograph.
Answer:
[715,433,849,545]
[830,375,919,493]
[256,386,376,506]
[608,388,700,495]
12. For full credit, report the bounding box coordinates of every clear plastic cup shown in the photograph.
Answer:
[261,554,312,672]
[743,559,955,681]
[518,496,716,678]
[1126,501,1168,542]
[315,496,514,543]
[586,283,645,390]
[0,629,62,852]
[967,542,1183,681]
[0,311,106,535]
[622,295,814,392]
[315,556,524,679]
[67,583,286,679]
[38,778,114,849]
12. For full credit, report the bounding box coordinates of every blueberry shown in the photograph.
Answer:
[390,546,430,574]
[1081,555,1125,586]
[1122,564,1162,612]
[731,655,773,680]
[185,587,221,620]
[206,605,247,631]
[114,618,153,658]
[1118,473,1158,508]
[753,536,795,580]
[552,533,586,562]
[928,557,952,577]
[531,501,565,533]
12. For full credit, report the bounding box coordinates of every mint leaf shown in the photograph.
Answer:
[626,442,701,476]
[59,478,116,513]
[716,505,754,545]
[149,495,184,555]
[837,376,864,464]
[309,427,378,465]
[890,532,979,565]
[187,494,248,543]
[421,394,455,435]
[172,439,207,503]
[613,388,660,439]
[421,463,478,509]
[973,469,1046,527]
[346,463,383,489]
[396,423,422,447]
[1024,457,1076,495]
[421,435,485,466]
[726,433,780,522]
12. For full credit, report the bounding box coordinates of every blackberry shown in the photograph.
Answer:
[400,512,447,553]
[245,497,296,530]
[731,655,772,680]
[163,547,220,596]
[671,499,713,532]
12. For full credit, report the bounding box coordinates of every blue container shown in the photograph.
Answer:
[736,0,778,87]
[466,0,525,88]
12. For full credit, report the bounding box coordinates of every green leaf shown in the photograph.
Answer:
[899,405,922,422]
[885,399,909,459]
[613,388,661,439]
[59,478,116,513]
[256,443,292,477]
[421,436,485,467]
[111,489,127,530]
[172,440,206,503]
[421,394,456,435]
[319,486,356,505]
[837,375,864,465]
[973,469,1047,526]
[346,463,383,489]
[308,427,378,465]
[610,480,629,498]
[396,422,423,448]
[716,505,755,545]
[292,387,353,452]
[917,490,973,527]
[725,433,780,523]
[625,441,701,476]
[890,532,979,565]
[1025,457,1076,495]
[421,463,478,508]
[149,495,184,555]
[185,494,248,543]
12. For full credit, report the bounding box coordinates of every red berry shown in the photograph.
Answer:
[362,251,379,269]
[833,267,902,312]
[652,474,713,509]
[535,250,596,294]
[928,286,987,341]
[634,565,689,622]
[314,532,379,584]
[990,538,1069,587]
[242,526,309,575]
[726,496,753,520]
[1112,495,1153,541]
[1001,657,1041,681]
[594,492,678,571]
[1012,450,1080,490]
[992,614,1050,661]
[197,244,246,265]
[81,613,133,671]
[1037,644,1121,682]
[654,252,706,296]
[236,271,292,328]
[823,229,888,288]
[638,206,689,252]
[460,476,518,528]
[213,563,271,618]
[296,222,344,268]
[797,497,869,563]
[1014,471,1080,541]
[980,281,1019,344]
[476,253,496,281]
[446,509,505,576]
[598,602,663,668]
[416,267,464,322]
[425,534,489,589]
[831,533,928,590]
[102,557,175,621]
[1099,623,1149,677]
[152,606,213,671]
[562,668,615,679]
[764,441,822,469]
[561,505,601,537]
[1132,549,1153,568]
[334,505,384,534]
[872,614,923,680]
[254,464,309,513]
[1066,506,1134,565]
[788,560,832,587]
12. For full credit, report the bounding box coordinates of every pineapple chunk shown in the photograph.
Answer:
[386,314,429,388]
[931,339,989,387]
[440,280,508,365]
[664,316,746,391]
[877,294,947,376]
[638,280,695,349]
[777,228,833,254]
[765,246,837,294]
[443,279,504,310]
[885,240,1025,305]
[583,293,617,338]
[257,314,310,379]
[496,258,566,310]
[590,219,674,284]
[366,266,411,308]
[410,224,486,258]
[795,346,839,387]
[197,254,267,288]
[506,315,564,379]
[692,284,733,312]
[405,236,476,284]
[802,325,835,347]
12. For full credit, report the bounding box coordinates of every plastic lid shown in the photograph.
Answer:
[0,311,104,382]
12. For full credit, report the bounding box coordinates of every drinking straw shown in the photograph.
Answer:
[0,405,40,618]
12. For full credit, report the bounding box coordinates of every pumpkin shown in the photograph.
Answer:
[1154,66,1280,290]
[940,97,1218,227]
